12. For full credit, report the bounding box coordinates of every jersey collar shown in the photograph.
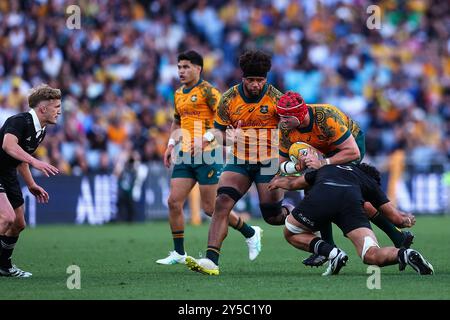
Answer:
[29,108,46,134]
[238,83,268,104]
[182,78,203,94]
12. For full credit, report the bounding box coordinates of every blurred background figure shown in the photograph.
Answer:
[114,149,148,223]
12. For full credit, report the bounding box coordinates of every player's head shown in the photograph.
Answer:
[239,50,271,98]
[357,163,381,186]
[28,84,61,125]
[276,91,308,130]
[177,50,203,85]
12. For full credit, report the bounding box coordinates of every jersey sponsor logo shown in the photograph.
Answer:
[260,105,268,114]
[190,95,197,102]
[26,136,31,141]
[248,106,255,112]
[179,110,201,117]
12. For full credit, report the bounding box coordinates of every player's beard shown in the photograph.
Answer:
[246,86,261,98]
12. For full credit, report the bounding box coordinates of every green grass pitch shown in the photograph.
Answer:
[1,216,449,300]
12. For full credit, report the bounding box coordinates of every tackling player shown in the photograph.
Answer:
[268,163,433,276]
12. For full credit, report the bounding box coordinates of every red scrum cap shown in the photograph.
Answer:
[276,91,308,123]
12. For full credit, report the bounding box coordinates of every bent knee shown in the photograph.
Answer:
[362,247,377,265]
[203,210,213,217]
[214,194,236,214]
[13,220,26,233]
[283,227,293,242]
[260,202,284,225]
[0,212,15,229]
[167,196,183,211]
[262,215,282,225]
[201,201,215,217]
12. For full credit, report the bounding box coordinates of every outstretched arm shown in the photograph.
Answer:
[377,202,416,228]
[3,133,59,177]
[268,175,309,191]
[17,162,49,203]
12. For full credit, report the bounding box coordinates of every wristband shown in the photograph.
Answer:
[203,131,215,142]
[167,138,176,147]
[280,161,298,174]
[325,158,330,165]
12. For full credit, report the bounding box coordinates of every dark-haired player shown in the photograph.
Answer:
[157,50,259,265]
[268,163,433,276]
[0,84,60,277]
[186,50,292,275]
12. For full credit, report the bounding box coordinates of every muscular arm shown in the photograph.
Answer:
[2,133,37,165]
[168,118,181,141]
[327,134,360,165]
[3,133,59,177]
[164,118,181,168]
[17,159,50,203]
[268,175,310,191]
[377,202,416,228]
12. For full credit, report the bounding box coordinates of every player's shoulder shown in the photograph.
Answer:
[266,84,283,100]
[220,85,239,102]
[6,112,30,124]
[309,103,336,111]
[310,104,345,121]
[174,86,184,95]
[198,80,221,95]
[198,79,217,90]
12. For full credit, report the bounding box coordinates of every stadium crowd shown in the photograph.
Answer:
[0,0,448,175]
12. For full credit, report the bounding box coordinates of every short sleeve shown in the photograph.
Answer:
[325,115,350,146]
[4,116,25,140]
[203,86,221,113]
[304,170,318,185]
[214,96,230,131]
[173,101,180,122]
[364,183,389,208]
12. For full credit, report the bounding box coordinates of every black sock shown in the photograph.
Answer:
[206,246,220,265]
[172,231,185,255]
[309,237,338,259]
[371,212,405,247]
[232,217,255,238]
[319,223,335,246]
[0,236,18,269]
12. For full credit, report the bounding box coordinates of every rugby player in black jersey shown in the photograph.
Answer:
[268,163,433,276]
[0,84,60,277]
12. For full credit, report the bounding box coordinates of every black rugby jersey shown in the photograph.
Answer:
[0,110,46,170]
[304,164,389,208]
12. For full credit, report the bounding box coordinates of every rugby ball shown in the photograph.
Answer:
[288,142,315,164]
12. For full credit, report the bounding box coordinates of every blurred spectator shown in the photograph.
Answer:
[0,0,448,174]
